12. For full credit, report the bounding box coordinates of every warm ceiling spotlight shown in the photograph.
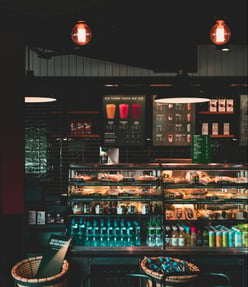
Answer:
[210,20,231,45]
[71,20,92,46]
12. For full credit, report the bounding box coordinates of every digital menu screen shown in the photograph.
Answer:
[152,102,195,146]
[103,95,146,146]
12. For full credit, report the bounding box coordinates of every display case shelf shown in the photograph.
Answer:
[69,181,160,186]
[67,163,248,252]
[163,184,247,188]
[198,111,235,115]
[164,199,248,204]
[69,196,162,201]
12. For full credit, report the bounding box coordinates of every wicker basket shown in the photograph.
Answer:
[140,256,199,286]
[11,256,69,287]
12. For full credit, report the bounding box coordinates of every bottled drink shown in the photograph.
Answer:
[215,231,222,248]
[202,227,209,247]
[196,227,203,246]
[85,220,92,246]
[113,219,120,247]
[171,226,179,246]
[70,218,79,244]
[127,221,134,246]
[133,221,141,246]
[99,219,107,246]
[78,217,86,245]
[106,219,113,246]
[146,221,155,247]
[178,225,186,247]
[92,219,99,246]
[222,230,228,247]
[165,226,171,246]
[190,226,197,247]
[154,221,163,247]
[228,229,234,247]
[184,225,191,247]
[209,230,215,247]
[70,218,78,236]
[232,228,243,247]
[120,219,127,246]
[152,203,161,215]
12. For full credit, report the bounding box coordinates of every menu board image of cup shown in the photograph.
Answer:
[152,102,195,146]
[103,95,146,146]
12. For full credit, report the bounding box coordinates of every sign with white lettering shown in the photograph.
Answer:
[103,95,146,146]
[36,235,71,278]
[191,135,211,163]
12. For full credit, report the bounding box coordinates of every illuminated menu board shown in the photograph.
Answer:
[103,95,146,146]
[152,102,195,146]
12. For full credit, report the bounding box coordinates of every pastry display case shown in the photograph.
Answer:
[67,163,163,250]
[161,163,248,250]
[66,162,248,253]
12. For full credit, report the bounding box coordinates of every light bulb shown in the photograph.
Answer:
[71,20,92,46]
[210,20,231,45]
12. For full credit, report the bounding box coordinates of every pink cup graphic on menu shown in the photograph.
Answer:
[131,104,142,119]
[119,104,129,119]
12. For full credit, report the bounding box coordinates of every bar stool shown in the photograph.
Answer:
[148,271,233,287]
[81,270,232,287]
[81,271,157,287]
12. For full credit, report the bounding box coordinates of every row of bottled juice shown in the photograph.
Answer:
[68,216,248,248]
[163,223,248,248]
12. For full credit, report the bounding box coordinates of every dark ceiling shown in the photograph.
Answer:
[1,0,247,72]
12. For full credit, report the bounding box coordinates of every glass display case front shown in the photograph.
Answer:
[161,163,248,250]
[67,163,163,250]
[66,162,248,253]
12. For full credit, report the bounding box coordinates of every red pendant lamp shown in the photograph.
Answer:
[210,20,231,45]
[71,20,92,46]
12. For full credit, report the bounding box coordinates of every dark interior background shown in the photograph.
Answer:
[1,0,247,72]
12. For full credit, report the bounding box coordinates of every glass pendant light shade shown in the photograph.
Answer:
[71,20,92,46]
[210,20,231,45]
[25,47,57,103]
[24,71,57,103]
[154,69,210,104]
[155,96,210,104]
